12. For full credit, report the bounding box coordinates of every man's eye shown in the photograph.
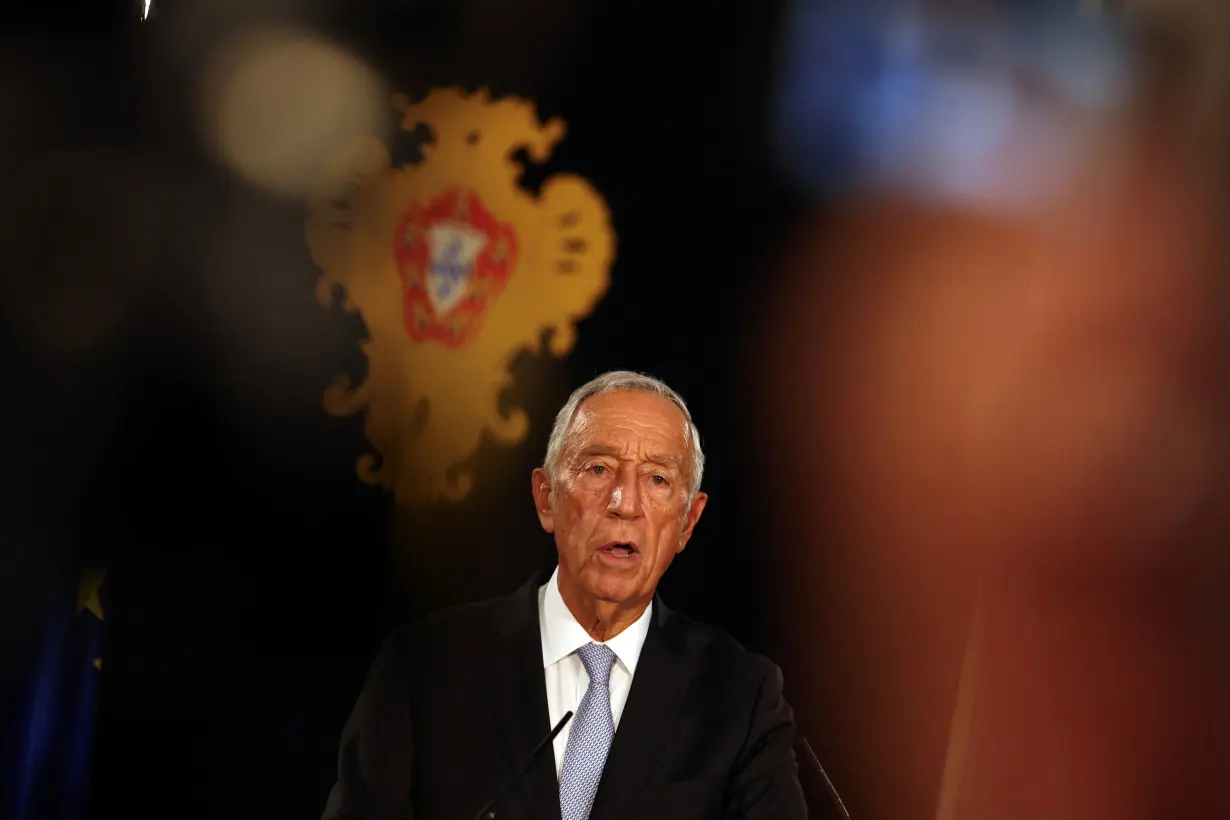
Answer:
[589,465,607,475]
[651,474,667,485]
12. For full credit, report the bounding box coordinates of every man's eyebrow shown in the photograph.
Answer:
[575,444,620,458]
[644,453,684,470]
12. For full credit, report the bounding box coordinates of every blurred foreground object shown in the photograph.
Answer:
[755,5,1230,819]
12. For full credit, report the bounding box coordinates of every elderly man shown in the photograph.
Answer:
[322,371,806,820]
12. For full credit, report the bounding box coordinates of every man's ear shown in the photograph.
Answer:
[531,467,555,533]
[676,491,708,552]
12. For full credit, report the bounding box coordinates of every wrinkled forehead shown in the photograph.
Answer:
[567,391,690,462]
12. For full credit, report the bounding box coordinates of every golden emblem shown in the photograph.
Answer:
[306,88,615,504]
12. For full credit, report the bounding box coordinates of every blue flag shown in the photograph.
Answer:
[3,570,106,820]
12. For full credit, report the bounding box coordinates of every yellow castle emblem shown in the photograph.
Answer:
[306,88,614,504]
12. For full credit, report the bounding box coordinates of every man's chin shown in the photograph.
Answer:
[582,568,641,605]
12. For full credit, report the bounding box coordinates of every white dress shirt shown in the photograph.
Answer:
[538,565,652,780]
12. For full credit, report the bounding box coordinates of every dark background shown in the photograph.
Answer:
[2,1,815,818]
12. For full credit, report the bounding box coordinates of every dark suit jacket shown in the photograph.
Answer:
[322,567,806,820]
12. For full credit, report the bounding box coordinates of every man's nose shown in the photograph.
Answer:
[607,472,642,517]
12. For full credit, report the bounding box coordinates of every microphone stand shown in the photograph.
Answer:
[470,711,573,820]
[801,737,852,820]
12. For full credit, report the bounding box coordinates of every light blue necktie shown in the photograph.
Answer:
[558,643,618,820]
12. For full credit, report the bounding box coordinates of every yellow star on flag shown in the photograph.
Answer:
[77,569,106,621]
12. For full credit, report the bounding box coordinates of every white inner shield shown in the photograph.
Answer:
[424,221,488,316]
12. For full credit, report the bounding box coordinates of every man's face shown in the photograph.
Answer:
[532,390,707,607]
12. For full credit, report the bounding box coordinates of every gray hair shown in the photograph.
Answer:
[544,370,705,501]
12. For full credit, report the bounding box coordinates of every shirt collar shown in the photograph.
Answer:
[539,565,653,676]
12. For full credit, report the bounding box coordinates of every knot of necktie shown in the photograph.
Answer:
[577,643,617,686]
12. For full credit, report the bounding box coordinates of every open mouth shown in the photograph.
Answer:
[599,541,639,560]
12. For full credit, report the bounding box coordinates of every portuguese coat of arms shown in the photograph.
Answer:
[306,88,615,504]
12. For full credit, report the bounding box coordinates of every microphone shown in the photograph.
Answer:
[470,710,573,820]
[800,737,852,820]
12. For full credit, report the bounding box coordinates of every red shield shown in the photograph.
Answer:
[393,187,518,347]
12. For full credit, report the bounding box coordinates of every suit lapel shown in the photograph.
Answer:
[486,569,561,820]
[588,598,692,820]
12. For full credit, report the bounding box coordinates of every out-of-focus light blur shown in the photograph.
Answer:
[198,26,388,198]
